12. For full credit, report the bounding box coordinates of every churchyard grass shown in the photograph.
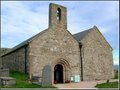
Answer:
[1,71,56,88]
[95,70,119,88]
[95,82,118,88]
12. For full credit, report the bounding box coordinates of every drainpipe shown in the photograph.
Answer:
[79,43,83,81]
[25,45,27,74]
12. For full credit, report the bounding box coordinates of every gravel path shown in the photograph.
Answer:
[53,79,118,89]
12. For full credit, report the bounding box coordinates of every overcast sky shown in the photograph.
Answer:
[1,1,119,65]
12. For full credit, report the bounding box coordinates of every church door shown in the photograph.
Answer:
[54,64,63,83]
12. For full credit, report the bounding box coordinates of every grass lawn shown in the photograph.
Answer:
[95,82,118,88]
[1,71,55,88]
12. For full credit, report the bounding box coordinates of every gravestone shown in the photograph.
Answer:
[42,65,52,86]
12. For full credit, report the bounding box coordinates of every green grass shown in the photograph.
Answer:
[95,70,119,88]
[114,70,118,79]
[1,71,56,88]
[95,82,118,88]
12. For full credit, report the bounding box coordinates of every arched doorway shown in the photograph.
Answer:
[54,64,63,83]
[53,58,71,84]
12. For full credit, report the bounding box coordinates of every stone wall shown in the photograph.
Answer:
[1,47,28,73]
[0,48,11,67]
[80,27,114,81]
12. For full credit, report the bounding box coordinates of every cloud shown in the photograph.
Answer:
[45,1,118,36]
[1,1,49,47]
[114,60,119,65]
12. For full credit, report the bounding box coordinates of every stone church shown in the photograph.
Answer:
[1,3,114,85]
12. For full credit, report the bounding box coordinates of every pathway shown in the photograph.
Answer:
[53,79,118,89]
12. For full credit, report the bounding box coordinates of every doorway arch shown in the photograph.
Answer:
[53,58,71,84]
[54,64,63,83]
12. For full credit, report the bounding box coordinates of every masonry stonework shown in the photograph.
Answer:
[1,3,114,85]
[2,47,28,73]
[79,27,114,81]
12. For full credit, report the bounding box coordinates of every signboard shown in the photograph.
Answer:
[70,77,74,82]
[74,75,80,82]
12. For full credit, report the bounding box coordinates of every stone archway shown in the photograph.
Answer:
[54,64,63,83]
[53,58,71,84]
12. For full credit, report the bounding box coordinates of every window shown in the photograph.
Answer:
[57,8,61,21]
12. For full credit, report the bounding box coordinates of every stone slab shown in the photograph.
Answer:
[0,77,16,86]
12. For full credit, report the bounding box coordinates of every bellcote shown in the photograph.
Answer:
[49,3,67,29]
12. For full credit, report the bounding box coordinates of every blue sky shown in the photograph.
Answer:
[1,1,119,65]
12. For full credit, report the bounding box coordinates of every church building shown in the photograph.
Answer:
[1,3,114,85]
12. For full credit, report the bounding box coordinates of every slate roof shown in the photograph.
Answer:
[1,29,48,56]
[73,28,92,42]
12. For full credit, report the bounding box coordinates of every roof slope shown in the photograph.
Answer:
[1,29,48,56]
[73,28,93,42]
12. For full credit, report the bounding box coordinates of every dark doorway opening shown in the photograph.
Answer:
[54,64,63,83]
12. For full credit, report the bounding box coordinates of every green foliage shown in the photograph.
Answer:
[114,70,118,79]
[10,71,28,81]
[1,71,55,88]
[95,82,118,88]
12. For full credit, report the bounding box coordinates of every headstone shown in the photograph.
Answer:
[42,65,52,86]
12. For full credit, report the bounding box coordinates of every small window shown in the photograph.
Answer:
[57,8,61,21]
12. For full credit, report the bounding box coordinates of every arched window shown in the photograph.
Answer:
[57,8,61,21]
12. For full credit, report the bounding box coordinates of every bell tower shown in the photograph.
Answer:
[49,3,67,29]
